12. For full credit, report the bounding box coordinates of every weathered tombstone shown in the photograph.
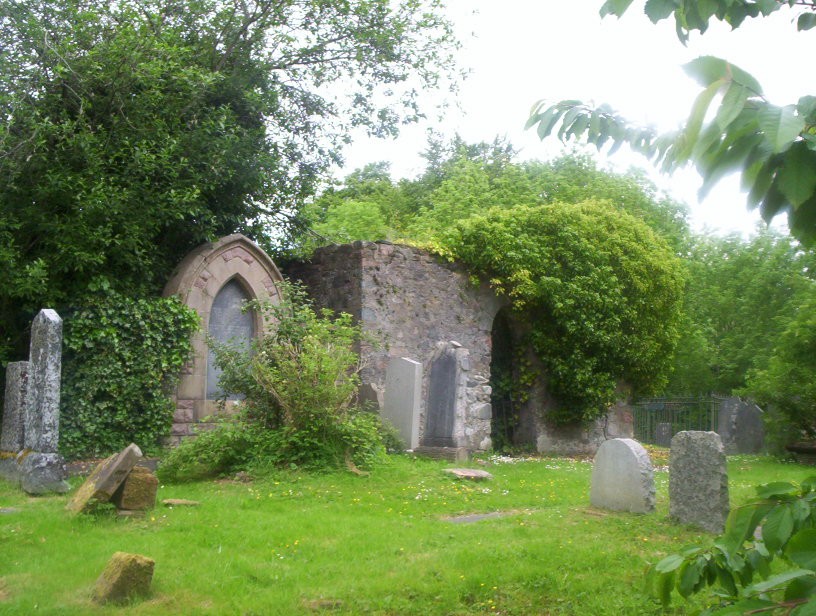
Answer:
[717,398,765,454]
[423,347,458,447]
[92,552,155,604]
[382,357,422,449]
[669,431,729,533]
[112,467,158,511]
[66,444,143,514]
[1,361,29,453]
[654,422,673,448]
[590,438,655,513]
[19,452,69,495]
[24,309,63,453]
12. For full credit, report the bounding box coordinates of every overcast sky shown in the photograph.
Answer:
[339,2,811,236]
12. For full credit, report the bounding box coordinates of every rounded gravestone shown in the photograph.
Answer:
[590,438,655,513]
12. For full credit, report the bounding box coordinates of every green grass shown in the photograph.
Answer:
[0,453,812,615]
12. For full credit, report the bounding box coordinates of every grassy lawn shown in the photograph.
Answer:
[0,452,812,615]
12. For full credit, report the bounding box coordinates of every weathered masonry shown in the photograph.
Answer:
[163,234,284,441]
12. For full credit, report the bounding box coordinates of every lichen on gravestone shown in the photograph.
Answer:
[590,438,655,514]
[669,431,729,533]
[111,466,158,511]
[65,443,143,514]
[92,552,154,604]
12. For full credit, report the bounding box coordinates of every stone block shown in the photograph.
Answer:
[92,552,155,604]
[590,438,655,513]
[66,443,143,514]
[112,467,158,511]
[19,452,69,494]
[443,468,492,481]
[24,309,62,453]
[1,361,29,452]
[669,431,729,533]
[382,357,422,449]
[473,403,492,421]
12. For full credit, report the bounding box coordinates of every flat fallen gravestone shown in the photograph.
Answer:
[669,431,729,533]
[443,468,493,481]
[65,444,142,514]
[590,438,655,513]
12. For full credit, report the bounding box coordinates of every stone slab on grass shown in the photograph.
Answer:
[443,468,493,481]
[162,499,201,507]
[112,467,158,511]
[590,438,655,514]
[92,552,154,604]
[66,444,142,514]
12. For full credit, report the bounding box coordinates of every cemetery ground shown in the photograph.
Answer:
[0,452,812,615]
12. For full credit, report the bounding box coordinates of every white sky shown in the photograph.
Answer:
[339,2,812,236]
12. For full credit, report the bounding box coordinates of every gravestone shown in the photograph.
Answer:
[66,443,143,513]
[423,346,458,447]
[93,552,155,604]
[654,422,673,448]
[590,438,655,513]
[1,361,29,453]
[382,357,422,449]
[717,398,764,454]
[0,310,68,494]
[669,431,729,533]
[24,309,63,453]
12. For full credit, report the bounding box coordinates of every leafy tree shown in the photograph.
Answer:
[0,0,458,361]
[527,0,816,245]
[747,288,816,440]
[667,229,815,395]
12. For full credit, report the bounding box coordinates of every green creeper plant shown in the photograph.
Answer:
[60,292,199,459]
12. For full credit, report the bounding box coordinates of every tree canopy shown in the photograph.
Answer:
[0,0,458,361]
[526,0,816,244]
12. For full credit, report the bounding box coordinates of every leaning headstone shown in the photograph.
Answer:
[1,361,30,453]
[92,552,155,604]
[443,468,493,481]
[66,444,143,514]
[590,438,655,513]
[112,467,158,511]
[382,357,422,449]
[24,309,63,453]
[669,431,729,533]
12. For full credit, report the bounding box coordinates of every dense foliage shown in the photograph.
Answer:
[651,476,816,614]
[158,284,390,481]
[450,202,685,423]
[528,1,816,245]
[0,0,458,363]
[60,292,199,459]
[301,145,688,425]
[667,230,816,396]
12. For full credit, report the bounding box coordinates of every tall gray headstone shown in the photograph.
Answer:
[669,431,729,533]
[383,357,422,449]
[24,309,63,453]
[423,348,458,447]
[590,438,655,513]
[1,361,30,452]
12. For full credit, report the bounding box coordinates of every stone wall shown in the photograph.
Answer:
[287,241,503,450]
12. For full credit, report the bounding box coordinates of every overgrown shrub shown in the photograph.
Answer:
[161,283,389,481]
[449,201,686,424]
[60,292,199,459]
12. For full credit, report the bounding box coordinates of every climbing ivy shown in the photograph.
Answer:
[449,200,686,424]
[60,292,199,459]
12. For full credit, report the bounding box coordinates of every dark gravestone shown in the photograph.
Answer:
[423,351,457,447]
[654,422,673,448]
[1,361,29,452]
[734,403,765,454]
[206,280,254,399]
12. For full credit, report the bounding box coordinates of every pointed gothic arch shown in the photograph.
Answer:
[163,234,284,439]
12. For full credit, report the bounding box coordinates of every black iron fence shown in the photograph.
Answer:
[632,395,725,446]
